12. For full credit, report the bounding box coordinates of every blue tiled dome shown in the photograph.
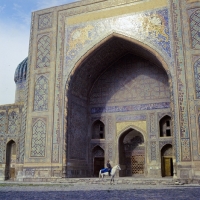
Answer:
[14,57,28,83]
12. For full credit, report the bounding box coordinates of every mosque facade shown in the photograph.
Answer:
[0,0,200,182]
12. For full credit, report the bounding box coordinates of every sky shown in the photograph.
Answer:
[0,0,78,105]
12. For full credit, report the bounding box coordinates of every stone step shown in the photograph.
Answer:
[54,177,176,185]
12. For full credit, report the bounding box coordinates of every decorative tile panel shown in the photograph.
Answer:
[0,112,6,134]
[181,139,191,161]
[171,0,191,161]
[116,115,146,122]
[31,119,46,157]
[150,141,157,161]
[36,35,50,68]
[149,113,156,137]
[8,111,18,135]
[66,8,172,66]
[190,9,200,49]
[89,54,170,114]
[158,112,171,120]
[0,140,3,163]
[107,143,113,160]
[91,102,170,114]
[159,140,172,150]
[194,58,200,98]
[52,144,59,163]
[38,13,52,30]
[69,102,87,160]
[33,75,48,111]
[107,116,113,141]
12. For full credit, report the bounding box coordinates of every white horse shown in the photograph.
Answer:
[99,165,121,184]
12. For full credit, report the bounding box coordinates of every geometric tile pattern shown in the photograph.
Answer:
[150,141,157,161]
[90,55,170,105]
[116,115,146,122]
[0,140,3,163]
[0,112,6,134]
[159,140,173,150]
[172,0,191,161]
[181,139,191,161]
[131,155,145,175]
[36,36,50,68]
[31,120,46,157]
[150,113,156,137]
[91,102,170,114]
[38,13,52,30]
[33,75,48,111]
[107,116,113,141]
[8,111,18,135]
[107,143,113,160]
[190,9,200,49]
[194,58,200,98]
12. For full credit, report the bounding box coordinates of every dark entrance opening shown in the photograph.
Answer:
[160,116,172,137]
[92,146,104,177]
[93,157,104,177]
[5,140,16,180]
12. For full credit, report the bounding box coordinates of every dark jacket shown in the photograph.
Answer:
[107,162,112,169]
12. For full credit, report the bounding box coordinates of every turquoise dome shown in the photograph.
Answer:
[14,57,28,83]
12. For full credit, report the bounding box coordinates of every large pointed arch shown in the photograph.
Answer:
[65,32,171,92]
[63,32,173,178]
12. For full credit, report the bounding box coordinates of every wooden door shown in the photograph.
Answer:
[164,157,172,176]
[10,168,15,180]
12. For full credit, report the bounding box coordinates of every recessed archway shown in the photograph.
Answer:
[118,128,145,177]
[65,34,172,178]
[92,145,104,177]
[5,140,16,180]
[161,144,173,177]
[160,115,172,137]
[92,120,105,139]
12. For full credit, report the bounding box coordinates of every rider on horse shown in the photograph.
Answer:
[107,160,112,176]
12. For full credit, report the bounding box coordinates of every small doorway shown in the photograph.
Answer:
[161,144,173,177]
[5,140,16,180]
[93,157,104,176]
[92,146,104,177]
[162,157,173,176]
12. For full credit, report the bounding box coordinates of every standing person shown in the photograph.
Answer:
[107,160,112,176]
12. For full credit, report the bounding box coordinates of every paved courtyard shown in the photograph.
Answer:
[0,182,200,200]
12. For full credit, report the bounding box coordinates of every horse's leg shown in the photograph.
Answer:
[110,175,113,185]
[112,175,115,185]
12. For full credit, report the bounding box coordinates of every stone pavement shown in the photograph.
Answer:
[0,179,200,200]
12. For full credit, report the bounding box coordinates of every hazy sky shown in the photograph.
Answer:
[0,0,77,105]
